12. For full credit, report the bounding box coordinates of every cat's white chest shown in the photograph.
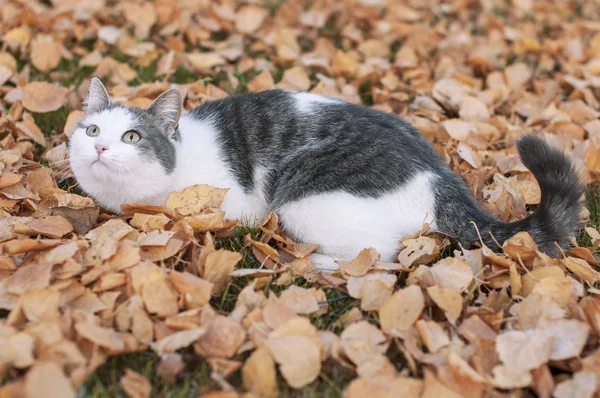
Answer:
[170,116,269,223]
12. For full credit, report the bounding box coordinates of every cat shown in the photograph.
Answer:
[68,77,584,270]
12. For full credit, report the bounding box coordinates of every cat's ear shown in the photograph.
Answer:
[147,89,182,131]
[86,77,111,114]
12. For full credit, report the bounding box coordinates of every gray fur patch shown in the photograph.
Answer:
[125,107,177,174]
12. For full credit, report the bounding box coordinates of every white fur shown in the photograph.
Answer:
[279,172,438,265]
[294,92,341,113]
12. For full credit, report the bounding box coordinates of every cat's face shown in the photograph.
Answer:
[69,78,182,212]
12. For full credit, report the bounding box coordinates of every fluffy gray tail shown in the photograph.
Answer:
[472,135,585,255]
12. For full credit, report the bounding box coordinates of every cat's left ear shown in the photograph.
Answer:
[86,77,112,114]
[147,89,182,136]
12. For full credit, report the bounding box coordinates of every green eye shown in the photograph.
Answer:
[86,125,100,137]
[122,131,141,144]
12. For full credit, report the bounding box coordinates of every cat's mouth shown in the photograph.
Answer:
[91,158,110,169]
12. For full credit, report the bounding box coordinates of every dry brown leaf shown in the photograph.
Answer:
[379,285,424,335]
[338,247,380,276]
[22,82,68,113]
[426,285,463,325]
[0,331,35,368]
[16,215,73,238]
[562,257,600,284]
[203,249,242,296]
[194,316,246,358]
[538,319,590,360]
[30,35,61,72]
[20,289,60,321]
[151,327,206,354]
[247,69,275,92]
[16,119,47,147]
[340,320,389,366]
[425,257,474,292]
[345,375,423,398]
[167,185,229,217]
[496,329,553,371]
[279,285,320,315]
[347,271,396,299]
[156,353,185,384]
[263,296,297,330]
[553,371,596,398]
[25,361,75,398]
[130,213,171,231]
[398,236,438,267]
[120,369,151,398]
[490,365,533,389]
[242,346,277,397]
[74,321,126,351]
[415,320,449,353]
[359,279,393,311]
[141,277,179,317]
[170,271,213,309]
[235,5,268,34]
[266,333,321,389]
[6,262,53,295]
[187,52,227,71]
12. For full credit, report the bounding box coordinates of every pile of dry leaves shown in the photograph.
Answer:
[3,0,600,397]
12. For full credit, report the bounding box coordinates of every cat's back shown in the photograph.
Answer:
[187,90,295,122]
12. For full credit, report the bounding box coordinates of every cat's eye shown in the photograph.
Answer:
[122,131,141,144]
[86,125,100,137]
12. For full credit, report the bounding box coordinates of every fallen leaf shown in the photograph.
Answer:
[242,346,277,397]
[130,213,171,231]
[553,371,596,398]
[151,327,206,354]
[247,69,275,92]
[141,277,179,317]
[340,320,389,366]
[496,329,553,371]
[490,365,533,389]
[426,285,463,324]
[120,369,151,398]
[415,320,449,353]
[203,249,242,296]
[22,82,68,113]
[338,248,380,276]
[25,362,75,398]
[379,285,425,335]
[170,271,213,309]
[235,5,268,34]
[6,263,53,295]
[156,353,185,383]
[74,321,126,351]
[194,316,246,358]
[266,333,321,389]
[426,258,474,292]
[279,285,320,314]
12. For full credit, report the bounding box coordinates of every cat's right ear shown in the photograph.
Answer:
[85,77,111,114]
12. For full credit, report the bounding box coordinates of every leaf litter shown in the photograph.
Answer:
[2,0,600,396]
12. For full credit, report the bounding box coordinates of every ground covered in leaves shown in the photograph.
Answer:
[3,0,600,397]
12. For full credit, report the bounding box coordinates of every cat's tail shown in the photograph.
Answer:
[456,135,585,255]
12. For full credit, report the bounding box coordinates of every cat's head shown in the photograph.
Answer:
[68,78,182,212]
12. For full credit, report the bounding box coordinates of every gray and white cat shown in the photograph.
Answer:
[68,78,584,270]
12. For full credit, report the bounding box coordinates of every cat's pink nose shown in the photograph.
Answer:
[95,144,108,156]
